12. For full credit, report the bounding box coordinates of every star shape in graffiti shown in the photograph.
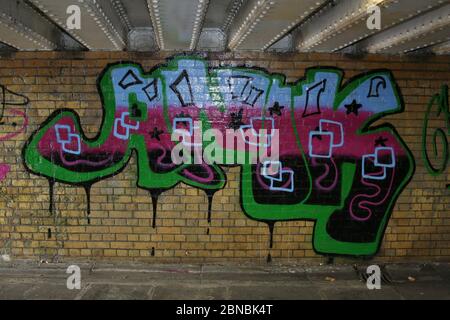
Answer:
[375,136,388,147]
[268,102,285,116]
[228,108,245,130]
[344,99,362,116]
[149,127,164,141]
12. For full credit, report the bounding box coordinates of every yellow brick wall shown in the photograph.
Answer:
[0,51,449,263]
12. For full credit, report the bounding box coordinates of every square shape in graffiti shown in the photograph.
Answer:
[374,147,396,168]
[362,154,387,180]
[309,132,334,158]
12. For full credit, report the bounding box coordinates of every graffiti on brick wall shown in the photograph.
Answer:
[23,56,415,257]
[422,85,449,189]
[0,84,29,181]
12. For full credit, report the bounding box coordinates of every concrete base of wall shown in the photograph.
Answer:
[0,259,449,299]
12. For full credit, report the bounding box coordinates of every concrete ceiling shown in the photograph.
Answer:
[0,0,448,55]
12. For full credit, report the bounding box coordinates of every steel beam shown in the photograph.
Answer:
[361,3,450,54]
[30,0,127,50]
[228,0,327,51]
[297,0,446,52]
[146,0,210,51]
[0,0,80,50]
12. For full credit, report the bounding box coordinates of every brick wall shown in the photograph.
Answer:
[0,51,448,264]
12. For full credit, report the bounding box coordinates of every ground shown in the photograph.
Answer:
[0,259,449,300]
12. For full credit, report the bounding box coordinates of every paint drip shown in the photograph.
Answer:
[149,189,165,228]
[266,221,275,263]
[84,184,92,224]
[204,189,216,224]
[47,178,55,215]
[267,221,275,249]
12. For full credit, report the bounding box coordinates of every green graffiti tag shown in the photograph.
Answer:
[422,85,449,189]
[22,56,415,257]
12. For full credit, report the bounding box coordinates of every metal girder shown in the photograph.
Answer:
[197,0,245,51]
[267,33,293,52]
[128,27,157,52]
[0,0,79,50]
[115,0,153,29]
[197,28,226,51]
[30,0,127,50]
[361,3,450,54]
[110,0,159,52]
[146,0,210,51]
[110,0,133,31]
[0,42,16,52]
[430,40,450,55]
[0,0,446,54]
[296,0,447,52]
[222,0,247,33]
[228,0,327,51]
[203,0,240,30]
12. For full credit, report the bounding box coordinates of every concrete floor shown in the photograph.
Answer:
[0,259,449,300]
